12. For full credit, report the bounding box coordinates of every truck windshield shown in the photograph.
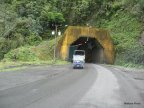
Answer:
[74,51,85,55]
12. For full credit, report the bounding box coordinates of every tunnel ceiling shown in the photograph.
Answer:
[58,26,115,64]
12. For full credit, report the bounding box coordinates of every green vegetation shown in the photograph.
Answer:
[100,11,144,67]
[0,36,69,71]
[3,36,66,61]
[98,1,144,67]
[0,0,144,68]
[5,46,39,62]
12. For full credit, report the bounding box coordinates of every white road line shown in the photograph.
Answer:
[74,65,121,108]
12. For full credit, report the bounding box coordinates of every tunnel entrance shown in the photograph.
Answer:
[68,37,105,63]
[59,26,115,64]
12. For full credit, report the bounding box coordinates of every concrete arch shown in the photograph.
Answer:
[58,26,115,64]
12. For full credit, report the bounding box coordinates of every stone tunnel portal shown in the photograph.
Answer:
[59,26,115,64]
[69,37,105,63]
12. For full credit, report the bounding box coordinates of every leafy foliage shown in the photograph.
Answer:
[125,44,144,64]
[101,11,142,52]
[39,11,65,36]
[0,0,144,66]
[98,0,144,65]
[5,47,39,62]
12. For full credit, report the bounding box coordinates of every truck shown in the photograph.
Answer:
[73,50,85,69]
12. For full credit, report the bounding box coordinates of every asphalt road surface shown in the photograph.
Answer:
[0,64,144,108]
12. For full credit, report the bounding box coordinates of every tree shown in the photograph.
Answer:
[39,11,65,36]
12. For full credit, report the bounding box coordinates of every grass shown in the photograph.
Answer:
[0,66,27,72]
[0,60,69,72]
[0,61,26,72]
[100,10,143,68]
[0,61,22,69]
[0,36,69,72]
[114,59,144,69]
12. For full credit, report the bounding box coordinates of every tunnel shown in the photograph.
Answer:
[68,37,104,63]
[58,26,115,64]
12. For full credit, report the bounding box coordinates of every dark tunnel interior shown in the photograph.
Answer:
[69,37,105,63]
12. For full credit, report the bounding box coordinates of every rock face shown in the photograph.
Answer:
[58,26,115,64]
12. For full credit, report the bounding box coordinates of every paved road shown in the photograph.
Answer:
[0,64,144,108]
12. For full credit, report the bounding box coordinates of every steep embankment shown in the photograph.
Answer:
[88,1,144,67]
[101,11,143,66]
[1,37,68,70]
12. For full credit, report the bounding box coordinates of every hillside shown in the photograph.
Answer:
[0,0,144,68]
